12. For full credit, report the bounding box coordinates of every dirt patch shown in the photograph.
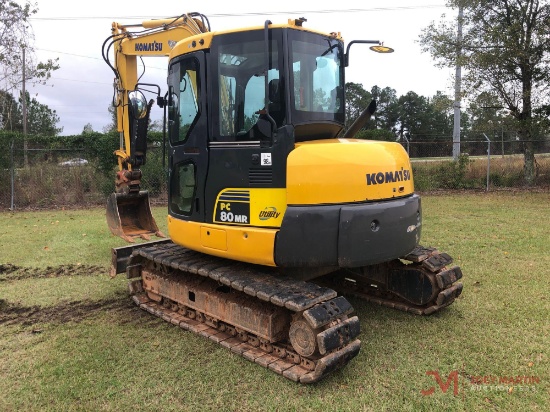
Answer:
[0,264,19,275]
[0,298,128,326]
[0,297,163,328]
[0,264,108,281]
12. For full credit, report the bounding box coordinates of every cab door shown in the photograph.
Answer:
[167,52,208,223]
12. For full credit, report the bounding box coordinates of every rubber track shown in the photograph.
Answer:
[129,242,337,311]
[325,246,463,315]
[131,293,360,383]
[126,242,361,383]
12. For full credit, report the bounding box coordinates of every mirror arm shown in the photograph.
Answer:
[344,40,382,66]
[135,83,162,99]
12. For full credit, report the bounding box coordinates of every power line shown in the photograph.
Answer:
[29,5,445,21]
[43,104,104,108]
[35,48,167,71]
[36,48,102,60]
[50,111,109,114]
[48,76,111,85]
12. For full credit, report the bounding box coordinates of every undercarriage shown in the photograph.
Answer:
[112,241,462,383]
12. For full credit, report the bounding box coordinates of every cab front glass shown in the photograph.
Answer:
[209,28,345,143]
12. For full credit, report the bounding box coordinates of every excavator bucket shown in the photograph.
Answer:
[106,191,165,243]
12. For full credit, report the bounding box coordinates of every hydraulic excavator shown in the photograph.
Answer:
[105,13,463,383]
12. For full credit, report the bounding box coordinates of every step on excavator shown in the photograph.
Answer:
[105,13,463,383]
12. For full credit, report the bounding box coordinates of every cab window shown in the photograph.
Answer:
[169,58,200,144]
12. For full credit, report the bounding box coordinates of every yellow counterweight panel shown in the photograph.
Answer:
[287,139,415,205]
[168,217,277,266]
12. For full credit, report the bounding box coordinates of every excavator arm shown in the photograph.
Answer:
[103,13,209,242]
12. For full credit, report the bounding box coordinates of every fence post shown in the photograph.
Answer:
[483,133,491,191]
[402,134,410,155]
[10,137,15,210]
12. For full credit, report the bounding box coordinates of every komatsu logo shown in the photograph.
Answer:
[366,169,411,185]
[259,207,280,220]
[135,41,163,52]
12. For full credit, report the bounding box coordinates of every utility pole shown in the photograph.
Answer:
[452,5,463,160]
[22,47,28,167]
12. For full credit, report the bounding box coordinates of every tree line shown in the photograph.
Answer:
[419,0,550,185]
[0,91,61,135]
[346,83,549,149]
[2,0,550,186]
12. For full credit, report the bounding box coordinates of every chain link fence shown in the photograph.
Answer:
[0,134,166,210]
[1,133,549,210]
[404,138,550,191]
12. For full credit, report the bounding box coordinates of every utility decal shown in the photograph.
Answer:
[258,207,280,221]
[214,190,250,225]
[135,41,163,52]
[366,168,411,185]
[214,188,286,227]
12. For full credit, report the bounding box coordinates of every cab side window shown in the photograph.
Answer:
[170,59,200,144]
[170,162,196,215]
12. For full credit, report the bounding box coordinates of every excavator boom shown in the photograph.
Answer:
[103,13,210,241]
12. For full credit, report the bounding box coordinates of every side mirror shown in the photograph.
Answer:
[128,90,148,119]
[345,40,394,66]
[168,92,179,121]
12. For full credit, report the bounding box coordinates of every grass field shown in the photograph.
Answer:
[0,191,548,411]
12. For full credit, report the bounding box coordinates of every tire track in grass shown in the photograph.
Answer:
[0,298,126,326]
[0,297,164,327]
[0,264,108,281]
[0,264,163,327]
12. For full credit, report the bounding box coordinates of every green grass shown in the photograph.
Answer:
[1,193,548,411]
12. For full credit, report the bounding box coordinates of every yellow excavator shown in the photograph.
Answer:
[106,13,463,383]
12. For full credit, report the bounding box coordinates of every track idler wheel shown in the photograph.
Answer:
[289,318,319,357]
[289,297,362,359]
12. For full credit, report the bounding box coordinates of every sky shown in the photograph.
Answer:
[25,0,457,135]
